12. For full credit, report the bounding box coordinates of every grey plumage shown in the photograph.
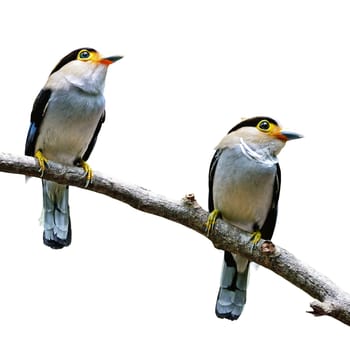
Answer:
[25,48,122,248]
[215,251,249,320]
[42,181,71,248]
[208,117,302,320]
[34,84,106,165]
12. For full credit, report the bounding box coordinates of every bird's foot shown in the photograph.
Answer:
[34,150,48,177]
[79,160,93,187]
[250,231,262,245]
[205,209,221,235]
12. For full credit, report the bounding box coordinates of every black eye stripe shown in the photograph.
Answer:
[49,48,97,75]
[227,117,278,134]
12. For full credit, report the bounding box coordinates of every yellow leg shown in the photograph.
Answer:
[205,209,221,234]
[250,231,262,245]
[79,159,93,187]
[34,150,48,176]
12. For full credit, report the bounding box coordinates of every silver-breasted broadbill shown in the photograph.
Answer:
[25,48,122,249]
[207,116,302,320]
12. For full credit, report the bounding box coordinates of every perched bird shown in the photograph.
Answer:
[207,116,302,320]
[25,47,122,249]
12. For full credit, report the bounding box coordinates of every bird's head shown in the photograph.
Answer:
[46,48,123,93]
[50,48,123,74]
[217,116,303,156]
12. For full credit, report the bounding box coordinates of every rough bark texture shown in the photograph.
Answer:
[1,152,350,326]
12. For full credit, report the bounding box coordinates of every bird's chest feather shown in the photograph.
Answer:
[35,89,105,164]
[213,147,277,231]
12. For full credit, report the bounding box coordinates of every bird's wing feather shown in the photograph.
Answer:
[82,110,106,161]
[25,89,52,156]
[208,149,223,212]
[261,163,281,240]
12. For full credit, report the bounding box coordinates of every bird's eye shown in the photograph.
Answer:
[78,50,91,60]
[257,120,272,132]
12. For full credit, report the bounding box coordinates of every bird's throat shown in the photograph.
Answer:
[239,138,277,166]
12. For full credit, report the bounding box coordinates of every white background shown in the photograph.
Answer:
[1,0,349,348]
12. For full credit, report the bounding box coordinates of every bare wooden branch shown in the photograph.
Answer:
[1,151,350,326]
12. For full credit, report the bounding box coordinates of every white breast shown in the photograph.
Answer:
[213,146,277,232]
[35,88,105,165]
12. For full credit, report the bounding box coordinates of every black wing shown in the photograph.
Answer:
[208,148,223,212]
[82,110,106,161]
[25,89,52,156]
[260,163,281,240]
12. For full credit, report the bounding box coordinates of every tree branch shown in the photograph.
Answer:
[1,151,350,326]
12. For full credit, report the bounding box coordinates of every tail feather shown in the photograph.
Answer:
[42,180,71,249]
[215,251,249,320]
